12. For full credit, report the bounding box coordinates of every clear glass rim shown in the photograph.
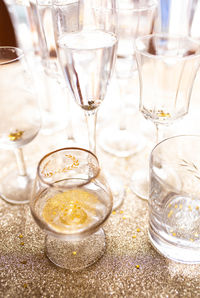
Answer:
[117,0,157,12]
[37,147,101,188]
[150,134,200,158]
[135,34,200,60]
[0,46,24,65]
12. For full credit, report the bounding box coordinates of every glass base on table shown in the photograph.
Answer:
[99,127,146,158]
[130,169,149,201]
[0,168,35,204]
[149,194,200,264]
[104,173,125,210]
[45,228,106,271]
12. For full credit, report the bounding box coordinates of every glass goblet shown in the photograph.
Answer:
[99,0,158,158]
[130,34,200,200]
[30,147,113,271]
[0,47,41,204]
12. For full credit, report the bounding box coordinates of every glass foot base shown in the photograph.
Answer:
[130,170,149,201]
[0,168,35,204]
[99,128,145,158]
[149,226,200,264]
[45,228,106,271]
[149,194,200,264]
[105,174,124,210]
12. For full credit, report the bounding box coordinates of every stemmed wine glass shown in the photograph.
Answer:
[30,147,113,270]
[0,47,41,204]
[99,0,158,157]
[130,34,200,200]
[52,0,124,209]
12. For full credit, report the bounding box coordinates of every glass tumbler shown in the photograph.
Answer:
[30,147,113,271]
[149,135,200,263]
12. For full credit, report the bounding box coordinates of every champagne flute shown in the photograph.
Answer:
[0,47,41,204]
[52,0,124,210]
[130,34,200,200]
[30,147,113,270]
[52,0,117,153]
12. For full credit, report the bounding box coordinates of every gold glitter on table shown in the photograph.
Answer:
[1,96,200,297]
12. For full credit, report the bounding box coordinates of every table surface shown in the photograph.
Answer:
[1,65,200,298]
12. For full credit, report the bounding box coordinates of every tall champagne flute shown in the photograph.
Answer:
[52,0,117,154]
[0,47,41,204]
[52,0,124,210]
[130,34,200,200]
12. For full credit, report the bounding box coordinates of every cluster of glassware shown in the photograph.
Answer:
[1,0,200,270]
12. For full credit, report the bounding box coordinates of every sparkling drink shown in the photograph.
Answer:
[57,30,117,111]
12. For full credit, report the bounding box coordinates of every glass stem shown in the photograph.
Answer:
[65,90,75,143]
[155,123,163,144]
[84,110,97,154]
[14,148,27,176]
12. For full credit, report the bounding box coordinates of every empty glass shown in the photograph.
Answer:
[130,34,200,200]
[149,135,200,263]
[99,0,158,157]
[0,47,40,204]
[30,147,113,270]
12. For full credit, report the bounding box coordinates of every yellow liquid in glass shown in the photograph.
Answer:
[42,189,98,232]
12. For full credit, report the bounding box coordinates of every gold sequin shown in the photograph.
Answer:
[9,130,24,141]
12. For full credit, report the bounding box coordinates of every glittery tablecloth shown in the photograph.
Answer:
[1,71,200,298]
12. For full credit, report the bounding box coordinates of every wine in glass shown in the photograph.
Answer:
[0,47,41,204]
[30,147,113,270]
[130,34,200,200]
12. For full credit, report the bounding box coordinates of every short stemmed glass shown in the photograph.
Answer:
[0,47,41,204]
[130,34,200,200]
[99,0,158,157]
[30,147,113,271]
[52,0,124,210]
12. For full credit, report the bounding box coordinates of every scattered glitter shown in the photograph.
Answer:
[23,284,27,288]
[136,265,140,269]
[172,232,176,236]
[136,228,141,233]
[190,239,194,242]
[157,111,171,118]
[174,204,178,209]
[122,216,126,220]
[9,130,24,141]
[119,210,124,214]
[196,206,199,210]
[20,242,24,246]
[132,235,136,239]
[72,251,77,256]
[112,211,116,215]
[168,210,173,218]
[18,234,23,239]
